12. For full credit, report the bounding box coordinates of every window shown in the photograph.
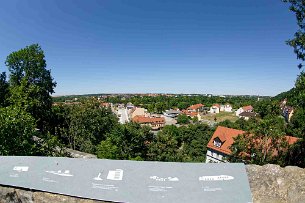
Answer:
[213,139,222,148]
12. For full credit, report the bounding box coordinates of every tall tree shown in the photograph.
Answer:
[282,0,305,167]
[284,0,305,69]
[61,99,118,153]
[5,44,56,131]
[0,72,9,107]
[178,124,213,162]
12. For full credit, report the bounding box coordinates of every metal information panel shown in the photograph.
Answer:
[0,156,252,203]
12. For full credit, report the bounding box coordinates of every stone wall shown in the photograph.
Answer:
[246,164,305,203]
[0,187,105,203]
[0,164,305,203]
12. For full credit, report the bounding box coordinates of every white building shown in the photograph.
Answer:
[220,104,232,112]
[209,104,220,114]
[164,109,181,118]
[131,107,148,119]
[235,105,253,116]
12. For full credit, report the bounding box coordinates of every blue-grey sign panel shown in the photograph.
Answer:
[0,156,252,203]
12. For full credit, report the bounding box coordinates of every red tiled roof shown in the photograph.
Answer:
[242,105,253,111]
[181,110,198,117]
[132,116,165,124]
[187,103,204,110]
[286,135,299,145]
[207,126,299,156]
[207,126,245,155]
[100,102,110,107]
[213,104,220,108]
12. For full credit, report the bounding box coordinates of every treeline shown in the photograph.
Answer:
[105,95,261,113]
[54,94,266,114]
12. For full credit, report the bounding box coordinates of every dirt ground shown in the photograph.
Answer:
[200,111,238,123]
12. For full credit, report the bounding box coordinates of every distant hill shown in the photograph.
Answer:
[273,88,295,102]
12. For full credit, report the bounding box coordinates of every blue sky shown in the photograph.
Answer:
[0,0,301,96]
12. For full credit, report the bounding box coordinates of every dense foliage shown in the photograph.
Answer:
[0,107,37,155]
[57,99,118,153]
[228,116,288,166]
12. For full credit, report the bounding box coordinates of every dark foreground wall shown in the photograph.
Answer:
[0,164,305,203]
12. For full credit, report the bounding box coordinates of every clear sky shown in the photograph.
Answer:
[0,0,301,96]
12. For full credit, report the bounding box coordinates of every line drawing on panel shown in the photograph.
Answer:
[45,170,74,177]
[150,176,179,182]
[107,169,123,181]
[202,186,223,192]
[148,185,173,192]
[9,174,19,178]
[43,177,58,183]
[92,183,118,191]
[198,175,234,181]
[13,166,29,172]
[93,172,103,181]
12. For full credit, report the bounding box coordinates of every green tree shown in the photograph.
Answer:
[177,114,190,124]
[287,106,305,138]
[34,132,66,157]
[5,44,56,131]
[254,99,281,119]
[0,72,9,107]
[282,0,305,167]
[97,138,119,159]
[155,102,166,113]
[284,0,305,69]
[192,116,199,123]
[0,107,37,155]
[60,99,118,153]
[285,139,305,167]
[147,104,155,113]
[177,102,189,110]
[97,122,154,160]
[147,130,181,162]
[229,116,288,166]
[178,124,213,162]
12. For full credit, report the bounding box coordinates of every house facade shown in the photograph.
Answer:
[187,104,204,112]
[283,106,294,122]
[206,126,299,163]
[132,116,165,130]
[235,105,253,116]
[206,126,244,163]
[126,102,134,110]
[164,109,181,118]
[280,99,294,122]
[238,112,257,120]
[181,110,198,118]
[220,104,232,112]
[210,104,220,114]
[131,107,148,119]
